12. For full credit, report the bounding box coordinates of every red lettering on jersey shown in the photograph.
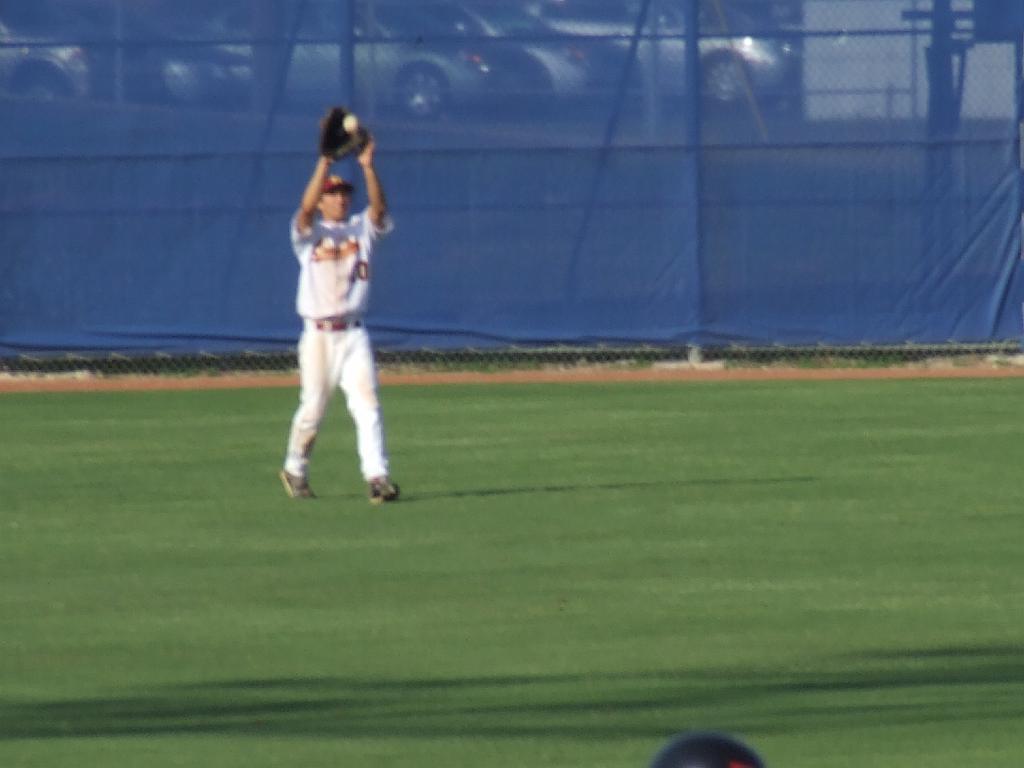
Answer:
[312,236,360,262]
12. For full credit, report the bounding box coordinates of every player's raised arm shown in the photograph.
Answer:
[357,136,388,230]
[296,155,333,232]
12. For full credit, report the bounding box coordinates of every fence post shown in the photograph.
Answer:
[684,0,703,343]
[1017,32,1023,262]
[340,0,354,107]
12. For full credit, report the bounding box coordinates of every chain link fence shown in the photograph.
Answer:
[3,341,1022,380]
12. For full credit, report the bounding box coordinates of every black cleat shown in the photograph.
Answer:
[368,477,400,505]
[279,469,316,499]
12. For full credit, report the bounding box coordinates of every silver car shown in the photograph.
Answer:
[527,0,800,105]
[455,1,591,99]
[325,1,497,118]
[0,18,90,101]
[171,0,498,119]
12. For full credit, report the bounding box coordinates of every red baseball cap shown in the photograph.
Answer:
[323,175,355,194]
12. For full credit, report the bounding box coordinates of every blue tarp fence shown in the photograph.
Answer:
[1,0,1022,355]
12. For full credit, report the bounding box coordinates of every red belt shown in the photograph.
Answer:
[313,318,362,332]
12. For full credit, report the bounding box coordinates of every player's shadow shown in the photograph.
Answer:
[2,644,1021,741]
[401,475,816,503]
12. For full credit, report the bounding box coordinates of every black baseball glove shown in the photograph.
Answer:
[318,106,370,160]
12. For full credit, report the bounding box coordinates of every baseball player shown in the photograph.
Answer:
[278,132,399,505]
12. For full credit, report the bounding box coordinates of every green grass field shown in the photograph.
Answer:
[1,378,1022,768]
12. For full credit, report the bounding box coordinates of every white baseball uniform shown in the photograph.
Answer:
[283,206,394,483]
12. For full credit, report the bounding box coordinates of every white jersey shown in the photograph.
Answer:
[290,208,393,320]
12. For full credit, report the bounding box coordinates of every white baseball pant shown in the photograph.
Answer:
[283,319,389,482]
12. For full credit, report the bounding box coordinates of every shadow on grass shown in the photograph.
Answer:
[3,645,1022,740]
[401,476,817,503]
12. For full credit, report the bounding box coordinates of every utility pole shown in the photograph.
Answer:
[924,0,958,137]
[902,0,969,280]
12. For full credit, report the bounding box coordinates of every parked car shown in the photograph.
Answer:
[134,8,251,108]
[525,0,802,107]
[1,1,249,108]
[68,2,249,108]
[455,1,591,99]
[0,16,90,101]
[343,1,498,118]
[155,44,250,107]
[158,0,499,118]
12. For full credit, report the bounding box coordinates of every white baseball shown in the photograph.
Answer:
[343,114,359,134]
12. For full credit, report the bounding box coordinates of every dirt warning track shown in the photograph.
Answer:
[3,364,1024,394]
